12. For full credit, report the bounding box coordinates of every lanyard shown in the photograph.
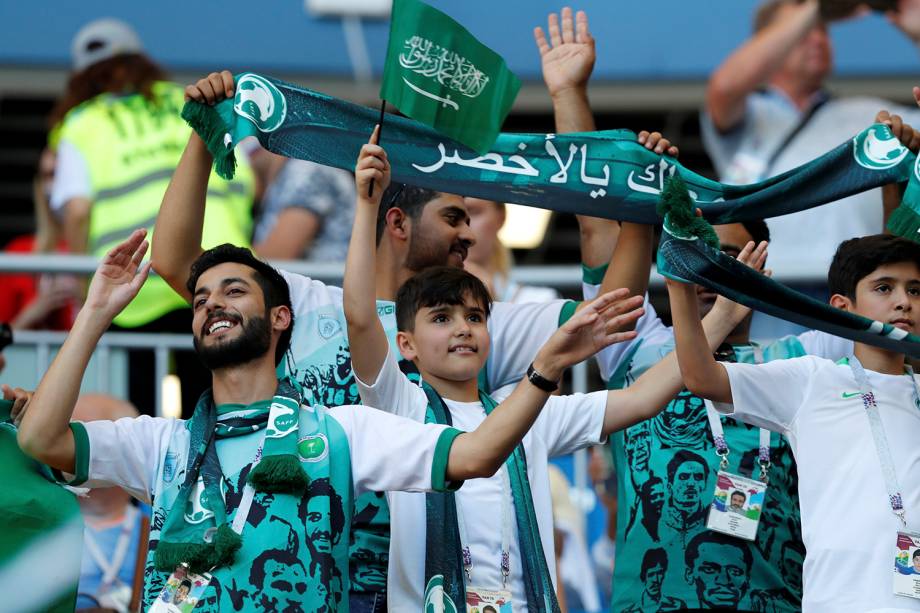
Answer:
[84,505,139,588]
[706,344,771,481]
[231,443,265,535]
[455,463,514,588]
[848,356,920,528]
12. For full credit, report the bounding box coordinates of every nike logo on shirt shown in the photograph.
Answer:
[841,391,862,399]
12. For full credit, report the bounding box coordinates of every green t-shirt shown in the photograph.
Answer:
[0,408,82,613]
[607,337,808,613]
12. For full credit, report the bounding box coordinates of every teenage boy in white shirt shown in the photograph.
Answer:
[667,233,920,612]
[343,130,770,611]
[15,230,641,612]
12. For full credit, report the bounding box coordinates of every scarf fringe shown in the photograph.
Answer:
[247,455,309,494]
[887,204,920,242]
[154,523,242,574]
[180,101,239,180]
[657,175,720,249]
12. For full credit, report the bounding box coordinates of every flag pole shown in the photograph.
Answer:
[369,99,387,198]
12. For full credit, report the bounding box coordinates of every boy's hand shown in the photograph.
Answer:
[534,7,595,100]
[533,289,644,381]
[637,130,679,157]
[185,70,235,104]
[355,125,391,205]
[84,229,152,320]
[711,239,769,325]
[876,109,920,152]
[2,384,32,427]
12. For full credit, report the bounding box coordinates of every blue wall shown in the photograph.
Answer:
[2,1,918,79]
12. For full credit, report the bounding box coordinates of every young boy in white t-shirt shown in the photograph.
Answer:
[342,129,767,611]
[667,233,920,613]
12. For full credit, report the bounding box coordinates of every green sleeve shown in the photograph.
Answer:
[51,422,90,487]
[581,262,609,285]
[431,427,464,492]
[558,300,580,327]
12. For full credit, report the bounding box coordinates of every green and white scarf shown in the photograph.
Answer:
[181,72,920,242]
[656,175,920,358]
[421,383,560,613]
[154,380,309,574]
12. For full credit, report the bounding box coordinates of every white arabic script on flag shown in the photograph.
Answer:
[398,35,490,98]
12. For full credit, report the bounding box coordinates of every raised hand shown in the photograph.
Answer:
[355,125,391,205]
[185,70,235,104]
[84,229,152,318]
[638,130,680,158]
[534,7,596,99]
[534,289,644,381]
[1,384,32,427]
[876,109,920,153]
[887,0,920,43]
[711,239,769,325]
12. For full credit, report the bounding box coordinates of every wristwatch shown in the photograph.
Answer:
[527,362,559,392]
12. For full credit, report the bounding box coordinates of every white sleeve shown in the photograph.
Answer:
[590,294,671,383]
[795,329,853,361]
[280,269,343,310]
[73,416,179,503]
[719,356,821,433]
[485,299,570,390]
[328,405,462,496]
[50,139,92,213]
[530,390,608,457]
[354,347,428,421]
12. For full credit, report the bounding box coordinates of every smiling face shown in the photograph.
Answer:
[405,193,475,270]
[397,292,490,386]
[832,261,920,335]
[191,262,285,371]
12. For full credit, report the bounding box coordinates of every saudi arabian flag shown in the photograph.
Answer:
[380,0,521,154]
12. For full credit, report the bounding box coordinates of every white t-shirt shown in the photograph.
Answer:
[74,404,456,503]
[721,356,920,613]
[701,89,920,276]
[356,349,608,612]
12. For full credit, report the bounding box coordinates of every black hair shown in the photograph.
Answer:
[178,579,192,591]
[730,490,747,501]
[249,548,305,588]
[685,530,753,572]
[666,450,708,485]
[395,266,493,332]
[913,549,920,560]
[640,547,668,580]
[302,478,346,543]
[186,244,293,365]
[740,219,770,245]
[827,234,920,299]
[375,183,441,244]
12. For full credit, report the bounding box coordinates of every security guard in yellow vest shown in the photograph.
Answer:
[49,19,255,413]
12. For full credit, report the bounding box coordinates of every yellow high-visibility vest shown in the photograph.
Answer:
[58,82,255,328]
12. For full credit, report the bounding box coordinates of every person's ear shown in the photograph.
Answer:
[684,567,693,586]
[385,207,411,242]
[829,293,853,312]
[396,330,417,361]
[496,203,507,229]
[271,305,292,333]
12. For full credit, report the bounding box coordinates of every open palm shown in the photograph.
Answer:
[85,229,152,315]
[534,8,596,97]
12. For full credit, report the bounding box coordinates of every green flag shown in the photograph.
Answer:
[380,0,520,153]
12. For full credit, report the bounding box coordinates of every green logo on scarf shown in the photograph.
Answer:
[297,434,329,462]
[265,402,297,438]
[424,575,458,613]
[853,125,909,170]
[234,73,286,132]
[184,477,216,524]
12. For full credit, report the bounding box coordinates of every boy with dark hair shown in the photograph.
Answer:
[17,230,636,612]
[668,233,920,610]
[343,130,768,611]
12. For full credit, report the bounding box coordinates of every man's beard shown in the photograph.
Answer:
[194,313,272,370]
[405,224,454,271]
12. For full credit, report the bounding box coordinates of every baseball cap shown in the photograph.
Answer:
[71,18,143,72]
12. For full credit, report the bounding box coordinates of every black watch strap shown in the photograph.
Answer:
[527,362,559,392]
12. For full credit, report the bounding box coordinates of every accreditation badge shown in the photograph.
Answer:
[705,471,766,541]
[466,586,513,612]
[147,564,212,612]
[894,531,920,600]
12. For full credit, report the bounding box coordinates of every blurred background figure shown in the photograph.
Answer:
[464,197,559,303]
[47,18,255,415]
[0,148,79,331]
[703,0,920,282]
[72,394,146,613]
[251,154,356,262]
